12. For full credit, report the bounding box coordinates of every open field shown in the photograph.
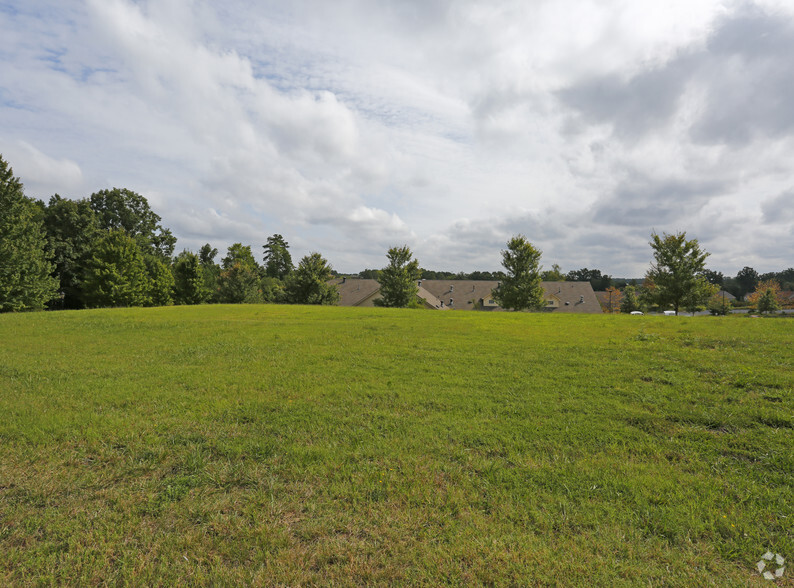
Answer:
[1,305,792,585]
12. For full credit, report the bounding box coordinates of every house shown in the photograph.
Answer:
[332,278,602,313]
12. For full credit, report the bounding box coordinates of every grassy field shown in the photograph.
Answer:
[0,305,792,586]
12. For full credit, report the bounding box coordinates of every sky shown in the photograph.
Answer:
[1,0,793,276]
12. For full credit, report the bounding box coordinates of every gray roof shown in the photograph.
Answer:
[332,278,602,313]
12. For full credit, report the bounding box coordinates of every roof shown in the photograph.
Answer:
[332,278,602,313]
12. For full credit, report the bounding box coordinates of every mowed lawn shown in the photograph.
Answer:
[0,305,792,586]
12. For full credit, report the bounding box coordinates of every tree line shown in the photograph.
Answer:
[0,155,338,311]
[2,152,791,313]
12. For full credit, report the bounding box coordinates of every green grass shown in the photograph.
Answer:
[1,305,792,585]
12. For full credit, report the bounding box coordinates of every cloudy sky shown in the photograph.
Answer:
[2,0,793,276]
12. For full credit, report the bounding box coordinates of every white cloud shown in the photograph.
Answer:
[1,0,792,276]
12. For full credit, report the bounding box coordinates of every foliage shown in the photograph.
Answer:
[540,263,566,281]
[493,235,545,311]
[218,263,262,304]
[198,244,220,302]
[707,291,731,315]
[734,266,759,298]
[619,285,641,313]
[683,278,718,314]
[358,268,381,280]
[566,267,612,290]
[644,231,710,315]
[89,188,175,259]
[376,246,421,308]
[144,255,175,306]
[222,243,258,271]
[172,251,206,305]
[756,289,781,314]
[285,252,339,305]
[42,194,101,308]
[747,280,784,312]
[82,230,151,308]
[603,286,622,313]
[0,155,59,311]
[263,234,294,280]
[701,269,724,286]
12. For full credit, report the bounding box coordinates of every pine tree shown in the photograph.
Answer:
[0,155,58,311]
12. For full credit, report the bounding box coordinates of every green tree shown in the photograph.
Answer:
[376,246,421,308]
[644,231,710,315]
[198,244,220,302]
[83,230,151,308]
[757,288,780,314]
[541,263,566,281]
[222,243,258,271]
[565,268,612,290]
[145,255,174,306]
[42,195,100,308]
[0,155,59,311]
[90,188,176,259]
[218,244,261,303]
[707,291,731,315]
[285,252,339,305]
[493,235,545,311]
[619,285,640,313]
[173,250,206,305]
[218,263,262,303]
[263,234,294,279]
[682,278,718,315]
[735,266,759,299]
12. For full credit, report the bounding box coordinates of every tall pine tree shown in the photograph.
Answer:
[0,155,58,311]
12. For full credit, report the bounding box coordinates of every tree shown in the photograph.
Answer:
[701,269,724,287]
[173,251,206,305]
[707,291,731,315]
[263,234,294,279]
[757,288,780,314]
[541,264,566,281]
[42,195,100,308]
[145,255,174,306]
[222,243,258,271]
[492,235,545,311]
[620,285,640,313]
[682,277,718,315]
[0,155,59,311]
[747,279,784,311]
[376,246,421,308]
[285,252,339,305]
[218,243,261,303]
[644,231,710,315]
[198,243,220,301]
[90,188,176,259]
[566,267,611,291]
[735,266,759,299]
[83,229,151,308]
[603,286,622,313]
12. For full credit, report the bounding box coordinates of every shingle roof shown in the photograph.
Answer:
[332,278,602,313]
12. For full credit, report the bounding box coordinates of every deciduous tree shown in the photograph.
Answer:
[173,251,206,305]
[493,235,545,311]
[645,231,710,315]
[90,188,175,259]
[286,253,339,305]
[83,229,151,308]
[42,195,100,308]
